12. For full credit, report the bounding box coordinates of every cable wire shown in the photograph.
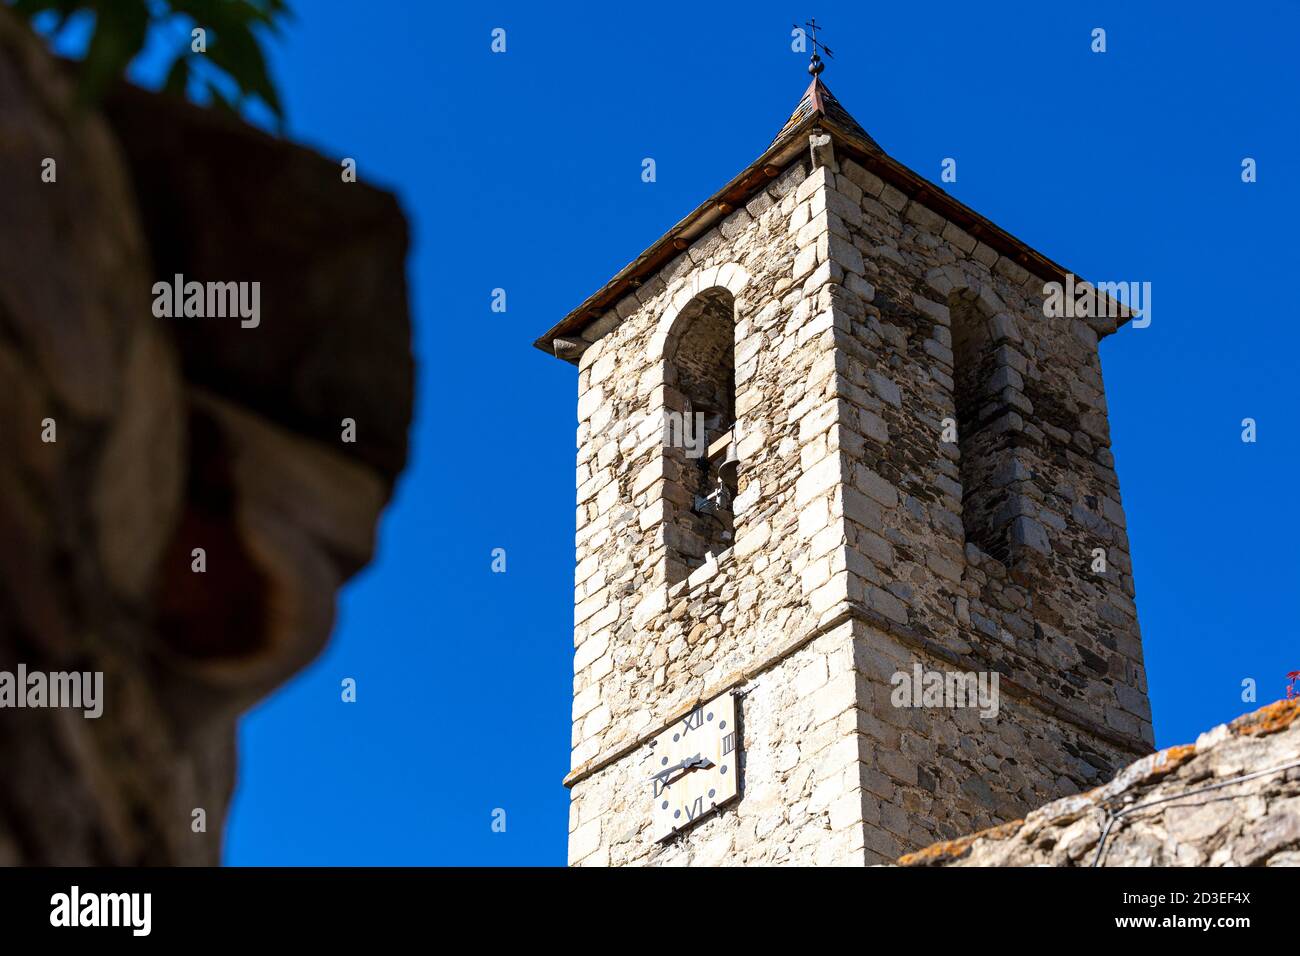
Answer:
[1090,758,1300,867]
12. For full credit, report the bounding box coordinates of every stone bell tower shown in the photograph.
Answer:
[536,63,1153,866]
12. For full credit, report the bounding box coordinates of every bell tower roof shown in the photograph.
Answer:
[535,73,1077,360]
[773,76,880,153]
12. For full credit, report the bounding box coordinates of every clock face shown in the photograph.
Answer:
[650,691,740,842]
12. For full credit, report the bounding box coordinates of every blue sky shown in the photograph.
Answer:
[35,0,1300,864]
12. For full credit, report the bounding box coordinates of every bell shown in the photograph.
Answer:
[718,444,740,482]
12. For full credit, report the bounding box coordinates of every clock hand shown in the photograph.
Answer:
[652,753,715,784]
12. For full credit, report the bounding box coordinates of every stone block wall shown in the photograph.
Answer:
[570,160,831,774]
[852,619,1142,861]
[898,700,1300,867]
[565,136,1152,866]
[805,152,1156,859]
[571,620,868,866]
[821,154,1151,734]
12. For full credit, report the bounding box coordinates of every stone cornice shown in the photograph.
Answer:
[563,601,1152,789]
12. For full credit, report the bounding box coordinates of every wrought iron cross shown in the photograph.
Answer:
[798,17,833,75]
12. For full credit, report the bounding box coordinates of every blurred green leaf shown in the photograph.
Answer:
[11,0,78,17]
[204,78,237,115]
[206,26,280,116]
[76,0,150,106]
[9,0,291,121]
[162,52,189,97]
[11,0,79,35]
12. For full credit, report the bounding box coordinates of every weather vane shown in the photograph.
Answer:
[797,17,833,76]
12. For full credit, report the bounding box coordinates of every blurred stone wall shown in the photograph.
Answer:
[0,9,413,864]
